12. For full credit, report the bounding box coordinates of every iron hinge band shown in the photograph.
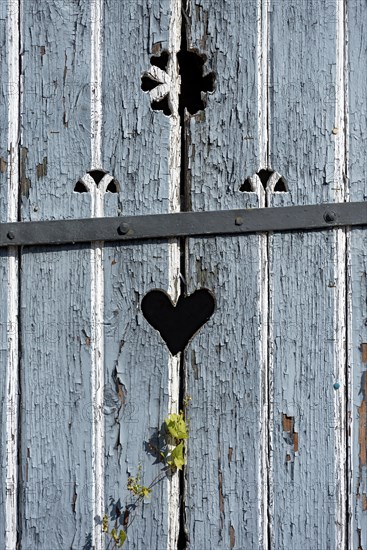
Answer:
[0,201,366,247]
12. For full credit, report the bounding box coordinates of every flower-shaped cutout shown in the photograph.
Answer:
[141,47,215,117]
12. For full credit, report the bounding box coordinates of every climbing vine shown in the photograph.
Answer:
[102,403,190,548]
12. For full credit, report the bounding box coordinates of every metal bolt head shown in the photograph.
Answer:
[235,216,243,226]
[117,222,129,235]
[7,231,15,240]
[324,211,336,223]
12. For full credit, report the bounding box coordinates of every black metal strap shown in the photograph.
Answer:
[0,202,366,247]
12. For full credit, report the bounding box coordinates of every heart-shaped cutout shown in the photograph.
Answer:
[141,289,215,355]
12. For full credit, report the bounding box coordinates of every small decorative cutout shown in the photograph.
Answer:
[240,169,288,193]
[106,180,118,193]
[141,52,172,116]
[141,289,215,356]
[177,50,215,116]
[74,180,88,193]
[141,47,215,117]
[74,170,119,193]
[88,169,108,186]
[239,179,253,193]
[150,51,169,71]
[274,179,287,192]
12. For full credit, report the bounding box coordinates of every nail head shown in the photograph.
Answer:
[117,222,129,235]
[324,211,336,223]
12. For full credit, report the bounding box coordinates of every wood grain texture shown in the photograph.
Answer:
[0,1,11,545]
[347,1,367,548]
[0,1,9,223]
[185,0,259,212]
[184,1,267,548]
[102,0,175,217]
[0,252,10,550]
[269,0,341,206]
[19,2,94,547]
[102,1,180,548]
[185,231,267,550]
[268,230,345,550]
[19,247,94,549]
[1,0,20,548]
[103,243,179,548]
[349,230,367,550]
[268,1,346,548]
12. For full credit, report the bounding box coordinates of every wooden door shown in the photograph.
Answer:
[0,1,366,549]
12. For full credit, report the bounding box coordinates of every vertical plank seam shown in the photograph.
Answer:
[91,0,102,170]
[335,0,347,205]
[334,1,347,548]
[344,0,356,548]
[346,210,352,546]
[90,0,104,547]
[257,0,269,171]
[5,0,20,547]
[342,1,352,548]
[167,1,182,548]
[258,1,270,549]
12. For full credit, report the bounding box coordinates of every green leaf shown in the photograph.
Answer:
[166,413,188,440]
[118,530,127,547]
[102,514,109,533]
[110,528,118,542]
[141,486,152,498]
[167,441,185,470]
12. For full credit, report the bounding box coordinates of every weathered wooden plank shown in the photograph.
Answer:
[19,2,94,547]
[0,0,9,223]
[102,0,181,548]
[19,246,94,549]
[268,1,346,548]
[269,0,343,206]
[0,1,20,548]
[347,1,367,548]
[103,243,180,549]
[0,252,9,550]
[184,231,267,550]
[268,230,346,549]
[349,230,367,550]
[184,1,267,548]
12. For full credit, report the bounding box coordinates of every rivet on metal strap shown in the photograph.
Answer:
[117,222,130,235]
